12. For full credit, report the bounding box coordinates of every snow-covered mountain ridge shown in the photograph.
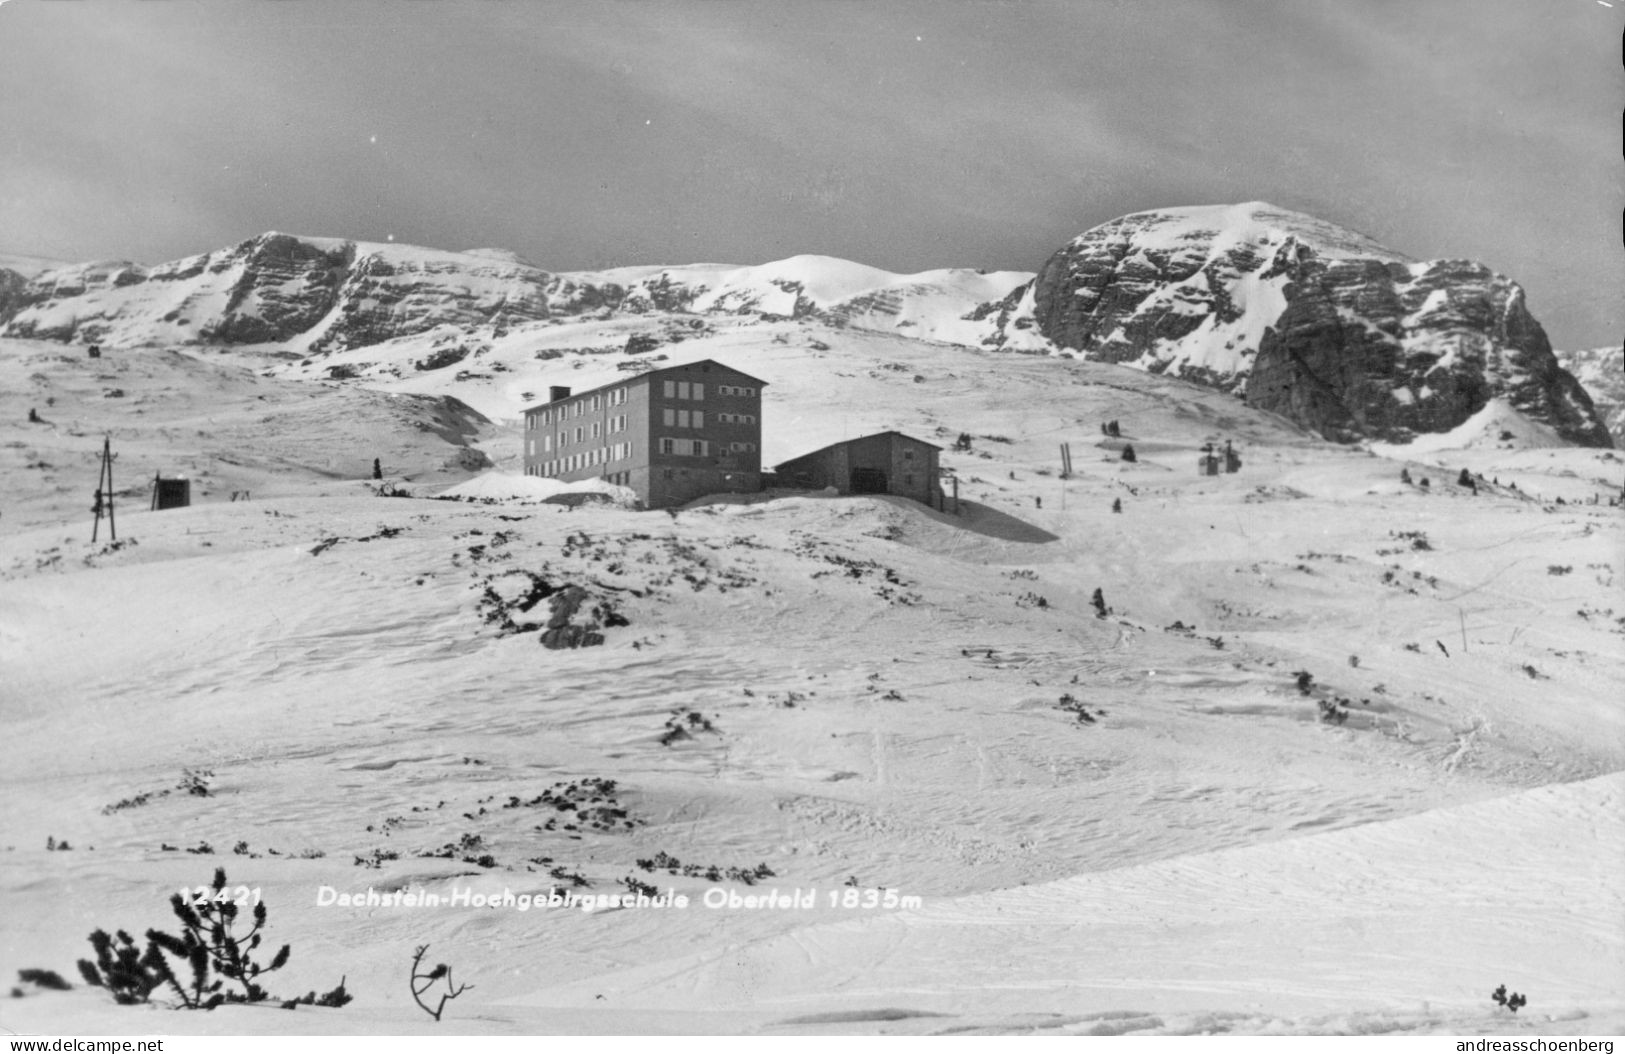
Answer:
[0,232,1028,355]
[0,203,1611,448]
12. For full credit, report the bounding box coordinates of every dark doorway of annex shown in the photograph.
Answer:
[850,467,888,494]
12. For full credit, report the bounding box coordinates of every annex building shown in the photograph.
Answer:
[521,359,767,509]
[773,431,943,509]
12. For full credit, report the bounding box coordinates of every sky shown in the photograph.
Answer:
[0,0,1619,350]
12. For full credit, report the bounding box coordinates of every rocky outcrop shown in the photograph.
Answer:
[200,234,352,344]
[1250,260,1610,446]
[0,268,34,326]
[982,203,1611,447]
[1556,345,1625,448]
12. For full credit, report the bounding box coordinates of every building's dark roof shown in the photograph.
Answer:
[775,430,942,470]
[521,358,768,413]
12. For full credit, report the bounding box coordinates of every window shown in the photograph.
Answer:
[575,427,584,443]
[575,402,583,417]
[692,411,704,428]
[663,408,676,427]
[677,409,690,428]
[904,474,914,486]
[903,449,914,461]
[691,383,703,401]
[658,437,707,456]
[542,435,552,453]
[663,380,676,398]
[613,414,626,433]
[591,395,600,411]
[729,441,757,453]
[591,422,601,439]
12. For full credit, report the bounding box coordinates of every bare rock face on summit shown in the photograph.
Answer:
[1554,344,1625,449]
[994,203,1611,447]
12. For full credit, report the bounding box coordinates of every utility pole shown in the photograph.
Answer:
[92,436,117,542]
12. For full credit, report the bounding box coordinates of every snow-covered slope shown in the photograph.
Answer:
[1,319,1621,1035]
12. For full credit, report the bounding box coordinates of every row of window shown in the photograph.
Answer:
[527,388,630,429]
[651,438,758,456]
[654,409,762,428]
[536,442,635,476]
[542,415,629,451]
[658,437,709,457]
[530,435,757,469]
[528,379,759,431]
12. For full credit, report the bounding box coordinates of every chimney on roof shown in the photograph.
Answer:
[549,386,572,403]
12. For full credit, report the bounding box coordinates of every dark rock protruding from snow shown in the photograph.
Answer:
[985,203,1611,448]
[1555,344,1625,449]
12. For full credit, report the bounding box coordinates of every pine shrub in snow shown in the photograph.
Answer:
[17,969,71,991]
[1491,984,1527,1013]
[78,868,349,1011]
[77,930,163,1005]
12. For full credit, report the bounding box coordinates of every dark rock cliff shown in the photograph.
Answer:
[986,203,1610,447]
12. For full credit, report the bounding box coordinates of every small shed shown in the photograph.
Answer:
[775,431,942,508]
[150,474,191,510]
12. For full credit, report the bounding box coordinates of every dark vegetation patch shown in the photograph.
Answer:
[660,709,721,746]
[634,851,776,885]
[310,525,405,556]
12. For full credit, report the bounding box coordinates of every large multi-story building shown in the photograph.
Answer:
[520,359,767,509]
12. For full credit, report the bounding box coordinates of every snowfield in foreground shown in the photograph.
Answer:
[1,328,1620,1035]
